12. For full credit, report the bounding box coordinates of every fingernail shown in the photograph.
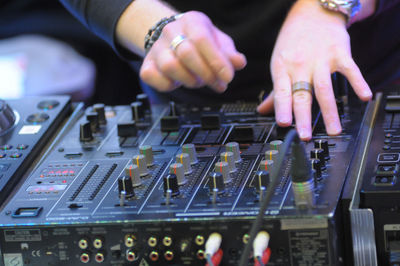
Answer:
[298,128,311,140]
[213,80,227,93]
[364,91,372,98]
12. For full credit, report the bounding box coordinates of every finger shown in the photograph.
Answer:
[292,81,313,141]
[152,40,198,88]
[140,59,176,92]
[187,15,235,85]
[257,90,274,114]
[313,65,342,135]
[214,28,247,70]
[272,72,293,127]
[336,56,372,101]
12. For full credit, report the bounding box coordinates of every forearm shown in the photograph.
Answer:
[116,0,178,57]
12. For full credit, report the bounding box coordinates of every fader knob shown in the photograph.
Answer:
[265,150,279,161]
[220,152,236,173]
[0,100,16,135]
[136,93,151,113]
[215,162,231,183]
[170,163,186,185]
[132,155,148,176]
[182,144,198,165]
[118,176,135,198]
[93,103,107,125]
[225,142,242,163]
[259,160,273,172]
[254,170,270,191]
[269,140,283,151]
[208,172,225,193]
[131,101,144,121]
[176,153,192,175]
[310,149,326,170]
[79,121,93,142]
[117,122,138,137]
[314,139,330,160]
[140,145,154,166]
[163,174,179,196]
[125,164,142,187]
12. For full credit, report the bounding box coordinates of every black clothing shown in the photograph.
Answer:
[60,0,400,104]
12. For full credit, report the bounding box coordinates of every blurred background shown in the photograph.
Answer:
[0,0,142,105]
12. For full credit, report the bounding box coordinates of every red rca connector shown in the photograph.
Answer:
[254,248,271,266]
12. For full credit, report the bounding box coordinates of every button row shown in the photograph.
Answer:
[0,144,29,150]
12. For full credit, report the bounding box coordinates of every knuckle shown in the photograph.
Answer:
[190,31,208,46]
[337,58,354,73]
[159,58,179,74]
[293,92,312,105]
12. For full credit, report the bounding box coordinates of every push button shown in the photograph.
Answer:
[374,175,396,186]
[376,164,399,175]
[377,153,400,163]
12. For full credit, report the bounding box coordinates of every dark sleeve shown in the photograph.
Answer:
[59,0,133,56]
[374,0,400,16]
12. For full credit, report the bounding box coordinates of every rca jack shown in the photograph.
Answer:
[148,236,157,247]
[163,236,172,247]
[126,250,136,262]
[124,234,136,248]
[95,252,105,263]
[80,253,90,264]
[196,249,205,260]
[164,250,174,261]
[78,238,89,249]
[93,237,104,249]
[242,233,250,244]
[195,235,205,246]
[149,251,159,261]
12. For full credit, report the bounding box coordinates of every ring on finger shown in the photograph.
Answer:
[292,81,313,95]
[170,34,187,52]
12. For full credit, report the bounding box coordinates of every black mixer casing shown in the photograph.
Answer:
[0,98,367,266]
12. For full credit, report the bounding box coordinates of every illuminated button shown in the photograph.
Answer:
[376,164,399,175]
[17,144,28,150]
[377,153,400,163]
[0,145,12,150]
[10,153,22,158]
[0,154,6,159]
[374,175,396,186]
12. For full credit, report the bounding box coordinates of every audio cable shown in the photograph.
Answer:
[238,129,300,266]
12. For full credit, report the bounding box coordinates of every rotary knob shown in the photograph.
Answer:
[0,100,16,135]
[182,144,198,164]
[225,142,241,163]
[170,163,186,185]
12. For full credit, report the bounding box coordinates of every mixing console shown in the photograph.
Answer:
[0,92,373,266]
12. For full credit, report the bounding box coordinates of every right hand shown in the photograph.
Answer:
[140,11,247,92]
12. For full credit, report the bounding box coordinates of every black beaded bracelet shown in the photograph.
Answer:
[144,13,183,54]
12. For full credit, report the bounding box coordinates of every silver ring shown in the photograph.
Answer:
[292,81,313,95]
[170,35,187,51]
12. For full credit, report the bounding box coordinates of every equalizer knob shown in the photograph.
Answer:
[225,142,242,163]
[265,150,279,161]
[125,165,142,187]
[176,153,192,175]
[79,121,93,142]
[93,103,107,125]
[163,174,179,196]
[259,160,274,172]
[118,176,135,198]
[132,155,148,176]
[220,152,236,173]
[140,145,154,166]
[170,163,186,185]
[86,112,99,133]
[131,101,144,121]
[254,170,270,191]
[311,159,322,182]
[215,162,231,183]
[208,172,225,193]
[182,144,198,164]
[0,100,16,135]
[310,149,326,170]
[269,140,283,151]
[314,139,330,160]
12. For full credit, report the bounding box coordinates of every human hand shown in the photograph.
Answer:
[140,11,247,92]
[257,0,372,141]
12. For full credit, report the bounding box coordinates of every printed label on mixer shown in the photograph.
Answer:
[281,218,328,230]
[4,229,41,242]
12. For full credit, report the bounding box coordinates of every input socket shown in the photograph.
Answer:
[78,238,89,249]
[124,234,136,248]
[126,250,136,262]
[163,236,172,247]
[80,253,90,264]
[196,249,205,260]
[148,236,157,247]
[95,252,105,263]
[195,235,205,246]
[164,250,174,261]
[149,251,159,261]
[93,237,104,249]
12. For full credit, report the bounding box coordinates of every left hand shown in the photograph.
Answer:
[257,0,372,141]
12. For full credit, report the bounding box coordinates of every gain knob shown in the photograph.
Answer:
[0,100,16,135]
[254,170,270,191]
[220,152,236,173]
[125,165,142,187]
[182,144,198,164]
[269,140,283,151]
[140,145,154,166]
[208,172,225,193]
[225,142,242,163]
[176,153,192,175]
[163,174,179,196]
[259,160,273,172]
[132,155,148,176]
[265,150,278,161]
[215,162,231,183]
[118,176,135,198]
[170,163,186,185]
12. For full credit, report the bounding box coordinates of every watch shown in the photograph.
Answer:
[318,0,362,21]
